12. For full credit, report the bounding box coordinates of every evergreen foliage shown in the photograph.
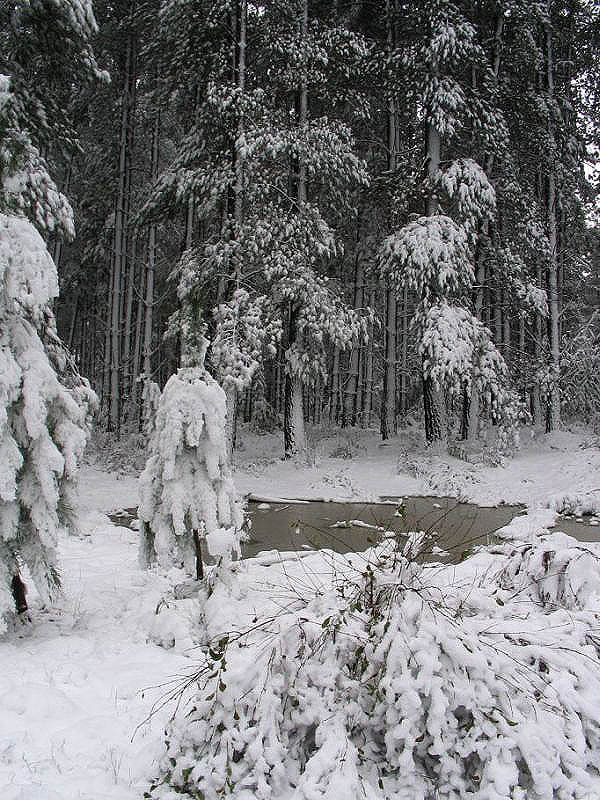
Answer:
[0,0,100,626]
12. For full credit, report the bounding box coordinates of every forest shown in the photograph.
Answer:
[2,1,600,799]
[5,0,598,459]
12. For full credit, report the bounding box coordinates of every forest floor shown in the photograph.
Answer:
[87,423,600,513]
[1,424,600,798]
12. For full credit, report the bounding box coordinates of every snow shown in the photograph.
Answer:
[77,427,600,516]
[3,424,597,797]
[233,427,600,512]
[0,515,191,800]
[145,509,600,799]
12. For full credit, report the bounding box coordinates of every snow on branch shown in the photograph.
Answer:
[379,214,473,302]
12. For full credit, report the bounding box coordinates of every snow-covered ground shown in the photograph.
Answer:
[235,427,600,511]
[0,515,194,800]
[1,425,599,798]
[79,426,600,514]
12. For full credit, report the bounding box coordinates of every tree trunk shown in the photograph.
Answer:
[130,240,145,430]
[545,13,560,432]
[330,345,340,423]
[466,10,504,441]
[343,230,364,426]
[381,285,397,439]
[381,58,399,439]
[108,30,136,435]
[283,0,308,457]
[284,305,306,457]
[223,0,248,457]
[122,226,138,422]
[400,284,409,413]
[423,121,443,444]
[142,110,160,383]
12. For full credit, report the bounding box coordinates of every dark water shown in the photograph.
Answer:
[244,497,519,560]
[108,497,599,561]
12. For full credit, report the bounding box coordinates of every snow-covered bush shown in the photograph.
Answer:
[138,360,244,575]
[146,526,600,800]
[547,491,600,518]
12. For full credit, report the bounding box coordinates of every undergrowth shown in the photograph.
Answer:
[145,525,600,800]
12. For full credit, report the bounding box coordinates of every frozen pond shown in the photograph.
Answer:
[109,496,600,562]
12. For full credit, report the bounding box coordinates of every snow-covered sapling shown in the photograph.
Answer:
[138,340,244,578]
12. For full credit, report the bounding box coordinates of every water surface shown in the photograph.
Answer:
[108,496,600,562]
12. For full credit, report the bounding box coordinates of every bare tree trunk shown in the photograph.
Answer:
[283,0,308,458]
[122,226,138,422]
[466,10,504,441]
[533,257,543,425]
[362,288,375,427]
[519,314,526,399]
[422,121,443,444]
[545,12,560,432]
[343,230,364,426]
[330,345,340,423]
[381,285,397,439]
[284,308,306,457]
[67,292,79,351]
[102,296,111,418]
[400,284,409,413]
[108,30,136,435]
[142,110,160,383]
[223,0,248,457]
[381,42,398,440]
[130,241,145,429]
[503,290,511,353]
[52,160,71,271]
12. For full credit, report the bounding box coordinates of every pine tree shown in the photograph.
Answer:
[138,335,243,576]
[148,0,370,457]
[0,1,101,625]
[379,0,517,450]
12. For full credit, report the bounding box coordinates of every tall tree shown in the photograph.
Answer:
[0,0,101,624]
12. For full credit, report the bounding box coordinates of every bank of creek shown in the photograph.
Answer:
[109,495,600,563]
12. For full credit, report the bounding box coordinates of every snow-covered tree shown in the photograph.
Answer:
[0,68,97,626]
[379,2,522,450]
[379,168,518,451]
[148,0,370,456]
[138,338,244,578]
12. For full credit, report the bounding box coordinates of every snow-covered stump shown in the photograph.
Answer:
[138,364,244,579]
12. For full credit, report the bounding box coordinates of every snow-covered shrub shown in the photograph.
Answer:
[496,531,600,610]
[547,491,600,518]
[138,361,244,575]
[146,528,600,800]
